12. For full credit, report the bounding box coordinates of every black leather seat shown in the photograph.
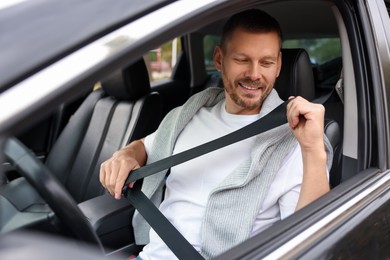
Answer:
[274,48,315,100]
[274,48,342,188]
[45,59,162,203]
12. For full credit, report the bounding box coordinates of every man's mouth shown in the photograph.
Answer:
[238,82,261,90]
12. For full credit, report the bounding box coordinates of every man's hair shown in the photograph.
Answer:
[220,9,283,51]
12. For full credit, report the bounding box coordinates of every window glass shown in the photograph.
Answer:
[203,35,220,74]
[144,38,182,83]
[283,38,341,65]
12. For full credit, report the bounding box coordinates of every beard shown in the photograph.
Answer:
[223,76,273,111]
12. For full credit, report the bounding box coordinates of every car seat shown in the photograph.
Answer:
[273,48,315,100]
[274,48,342,188]
[44,59,162,203]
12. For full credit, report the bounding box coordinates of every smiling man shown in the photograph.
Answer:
[214,15,282,115]
[100,9,332,260]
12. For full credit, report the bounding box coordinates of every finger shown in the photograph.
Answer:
[287,96,296,101]
[286,99,301,129]
[287,96,316,129]
[129,181,136,189]
[103,161,116,195]
[104,160,118,196]
[114,161,138,199]
[99,162,106,189]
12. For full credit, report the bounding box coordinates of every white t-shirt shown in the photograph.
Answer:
[139,100,302,260]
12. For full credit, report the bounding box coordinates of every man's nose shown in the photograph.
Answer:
[245,62,262,81]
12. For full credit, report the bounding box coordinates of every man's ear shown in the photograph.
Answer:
[276,51,282,78]
[214,45,223,71]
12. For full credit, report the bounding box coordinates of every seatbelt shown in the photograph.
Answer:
[122,93,332,260]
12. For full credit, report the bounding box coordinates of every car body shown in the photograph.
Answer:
[1,0,390,259]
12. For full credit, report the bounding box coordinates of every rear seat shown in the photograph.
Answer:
[45,59,163,202]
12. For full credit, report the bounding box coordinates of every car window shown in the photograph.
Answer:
[144,38,182,83]
[203,35,220,74]
[283,37,341,65]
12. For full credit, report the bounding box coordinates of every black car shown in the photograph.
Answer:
[1,0,390,259]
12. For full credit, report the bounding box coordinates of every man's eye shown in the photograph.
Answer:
[234,58,248,63]
[261,61,275,67]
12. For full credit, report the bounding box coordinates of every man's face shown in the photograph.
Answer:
[214,28,282,115]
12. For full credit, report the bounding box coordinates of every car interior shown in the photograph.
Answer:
[0,0,354,257]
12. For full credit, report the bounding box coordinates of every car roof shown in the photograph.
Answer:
[196,1,338,40]
[0,0,173,92]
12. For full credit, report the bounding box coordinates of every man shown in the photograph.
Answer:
[100,9,332,259]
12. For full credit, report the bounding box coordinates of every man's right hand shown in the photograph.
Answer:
[99,139,147,200]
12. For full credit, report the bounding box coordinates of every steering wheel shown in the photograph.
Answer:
[4,137,103,252]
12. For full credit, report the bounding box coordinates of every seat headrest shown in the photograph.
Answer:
[101,59,151,101]
[274,48,315,101]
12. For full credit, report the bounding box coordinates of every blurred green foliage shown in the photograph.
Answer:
[283,38,341,64]
[161,39,182,62]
